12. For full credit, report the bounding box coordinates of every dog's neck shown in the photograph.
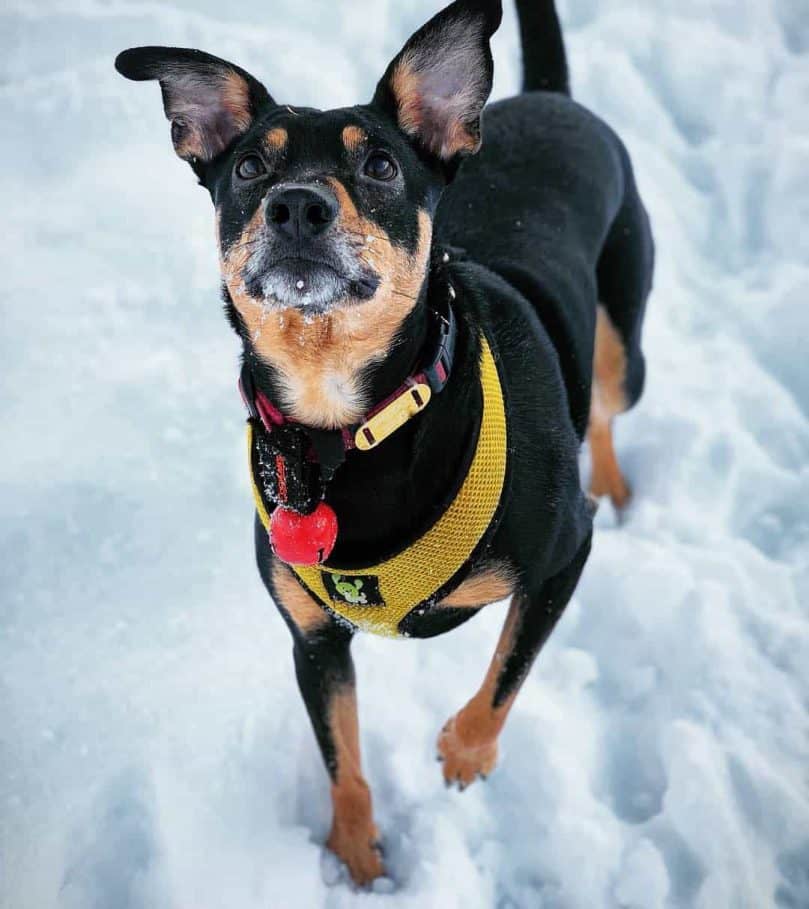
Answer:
[231,276,432,430]
[232,261,482,564]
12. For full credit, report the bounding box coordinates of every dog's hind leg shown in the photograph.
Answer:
[590,148,654,509]
[589,305,632,508]
[437,536,591,788]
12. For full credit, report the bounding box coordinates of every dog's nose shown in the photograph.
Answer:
[266,184,338,241]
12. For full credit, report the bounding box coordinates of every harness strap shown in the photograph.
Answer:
[250,334,508,637]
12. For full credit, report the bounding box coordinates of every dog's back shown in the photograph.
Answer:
[437,1,654,503]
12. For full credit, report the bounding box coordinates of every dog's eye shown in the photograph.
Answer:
[236,154,266,181]
[363,152,397,182]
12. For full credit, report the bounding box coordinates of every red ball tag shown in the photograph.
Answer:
[269,502,338,566]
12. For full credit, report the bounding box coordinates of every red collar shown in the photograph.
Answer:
[241,277,459,564]
[239,294,457,455]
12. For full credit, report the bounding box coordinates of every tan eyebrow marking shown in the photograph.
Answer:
[342,125,367,153]
[266,127,288,150]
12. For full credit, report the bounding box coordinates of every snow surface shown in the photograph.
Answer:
[2,1,809,907]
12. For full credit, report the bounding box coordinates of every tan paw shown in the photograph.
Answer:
[437,715,499,790]
[590,473,632,510]
[327,819,384,886]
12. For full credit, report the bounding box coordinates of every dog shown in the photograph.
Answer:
[116,0,653,885]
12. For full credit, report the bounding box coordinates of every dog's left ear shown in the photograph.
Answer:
[372,0,502,163]
[115,47,273,168]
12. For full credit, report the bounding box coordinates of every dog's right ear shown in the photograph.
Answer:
[371,0,502,165]
[115,47,273,168]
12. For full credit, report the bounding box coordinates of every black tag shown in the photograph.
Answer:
[322,572,384,608]
[251,418,323,514]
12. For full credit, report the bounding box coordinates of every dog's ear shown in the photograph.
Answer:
[115,47,273,167]
[372,0,502,162]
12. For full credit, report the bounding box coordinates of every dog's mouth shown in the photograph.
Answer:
[243,256,380,315]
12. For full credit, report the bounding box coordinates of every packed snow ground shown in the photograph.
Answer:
[2,1,808,906]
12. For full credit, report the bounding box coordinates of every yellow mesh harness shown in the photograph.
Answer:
[249,336,507,637]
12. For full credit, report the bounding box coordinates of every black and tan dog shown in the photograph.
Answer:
[116,0,653,885]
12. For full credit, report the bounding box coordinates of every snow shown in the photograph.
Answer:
[1,0,808,906]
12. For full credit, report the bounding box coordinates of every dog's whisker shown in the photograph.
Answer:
[344,229,391,244]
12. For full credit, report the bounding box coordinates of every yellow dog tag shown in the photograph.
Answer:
[354,383,432,451]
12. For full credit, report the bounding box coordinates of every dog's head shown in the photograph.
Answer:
[117,0,500,422]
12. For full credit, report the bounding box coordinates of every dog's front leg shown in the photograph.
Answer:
[294,630,384,885]
[438,535,592,788]
[272,563,383,885]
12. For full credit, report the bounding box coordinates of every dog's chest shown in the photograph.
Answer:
[277,365,366,428]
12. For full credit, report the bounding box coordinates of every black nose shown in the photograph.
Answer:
[266,184,338,241]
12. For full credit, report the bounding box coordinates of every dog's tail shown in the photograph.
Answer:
[514,0,570,95]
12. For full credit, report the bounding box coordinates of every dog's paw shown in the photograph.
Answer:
[590,470,632,510]
[436,716,499,790]
[327,820,385,887]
